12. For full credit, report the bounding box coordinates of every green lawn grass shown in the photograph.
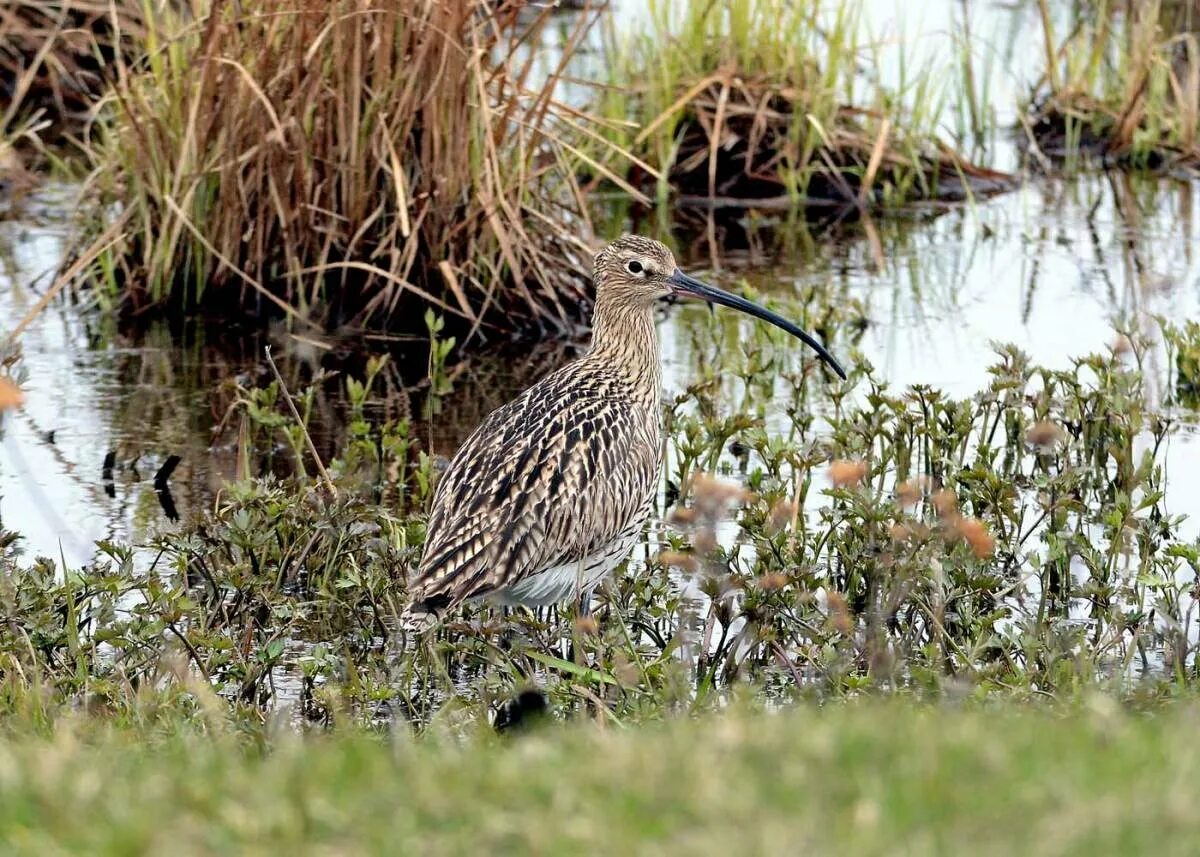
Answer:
[0,699,1196,856]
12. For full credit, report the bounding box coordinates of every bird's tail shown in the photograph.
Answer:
[401,599,442,635]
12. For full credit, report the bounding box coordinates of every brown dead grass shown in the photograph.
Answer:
[603,0,1013,212]
[77,0,629,339]
[0,138,36,209]
[0,0,180,137]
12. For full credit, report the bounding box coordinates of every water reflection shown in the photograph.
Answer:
[2,165,1199,560]
[6,0,1200,558]
[662,172,1200,541]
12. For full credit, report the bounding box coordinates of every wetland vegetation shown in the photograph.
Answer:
[4,0,1200,852]
[1024,0,1200,171]
[599,0,1014,208]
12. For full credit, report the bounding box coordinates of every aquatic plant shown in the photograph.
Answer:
[644,317,1183,697]
[1026,0,1200,170]
[1,313,1196,730]
[74,0,630,338]
[598,0,1012,210]
[1165,318,1200,408]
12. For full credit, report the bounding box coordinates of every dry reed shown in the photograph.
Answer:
[77,0,628,339]
[0,0,178,137]
[1026,0,1200,170]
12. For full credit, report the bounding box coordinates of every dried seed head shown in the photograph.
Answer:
[757,572,789,592]
[667,506,696,526]
[956,517,995,559]
[574,616,599,636]
[1111,334,1133,356]
[931,489,959,520]
[691,531,718,554]
[1025,420,1066,451]
[826,590,854,635]
[0,377,24,413]
[889,523,912,542]
[657,550,700,573]
[894,477,926,507]
[680,474,752,538]
[766,499,798,535]
[828,459,867,488]
[693,473,753,505]
[612,652,640,687]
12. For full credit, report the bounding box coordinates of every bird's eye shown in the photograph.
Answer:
[626,260,644,276]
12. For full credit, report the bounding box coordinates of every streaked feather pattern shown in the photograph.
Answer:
[403,235,843,631]
[412,360,659,605]
[404,237,685,630]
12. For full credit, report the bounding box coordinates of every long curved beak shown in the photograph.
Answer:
[667,269,847,380]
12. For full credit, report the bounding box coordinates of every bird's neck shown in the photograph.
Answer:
[587,296,661,406]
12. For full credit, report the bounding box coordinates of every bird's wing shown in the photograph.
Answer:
[410,367,657,608]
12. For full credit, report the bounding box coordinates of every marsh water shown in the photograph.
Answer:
[3,0,1200,564]
[6,172,1200,564]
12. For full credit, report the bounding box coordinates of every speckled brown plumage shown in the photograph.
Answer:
[403,236,844,631]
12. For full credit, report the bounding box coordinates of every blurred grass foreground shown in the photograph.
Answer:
[0,700,1198,855]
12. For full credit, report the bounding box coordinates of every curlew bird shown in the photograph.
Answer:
[403,236,845,631]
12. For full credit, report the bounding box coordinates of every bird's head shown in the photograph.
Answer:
[592,235,846,379]
[592,235,680,303]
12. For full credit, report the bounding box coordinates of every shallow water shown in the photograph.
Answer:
[4,170,1198,563]
[2,1,1200,563]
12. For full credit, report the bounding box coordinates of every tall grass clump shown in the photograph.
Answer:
[78,0,625,337]
[1026,0,1200,170]
[600,0,1011,210]
[0,0,176,139]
